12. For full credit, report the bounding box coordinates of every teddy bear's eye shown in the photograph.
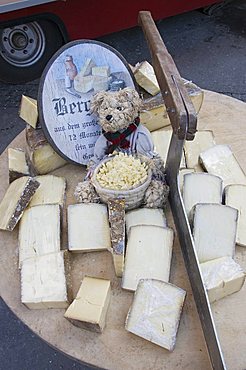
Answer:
[117,107,122,111]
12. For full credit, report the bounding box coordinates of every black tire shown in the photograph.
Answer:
[0,19,64,84]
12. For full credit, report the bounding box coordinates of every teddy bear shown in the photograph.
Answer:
[75,87,169,208]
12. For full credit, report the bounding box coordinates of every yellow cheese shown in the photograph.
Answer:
[28,175,66,208]
[64,276,111,332]
[19,95,38,128]
[134,61,160,96]
[125,207,166,235]
[8,148,30,183]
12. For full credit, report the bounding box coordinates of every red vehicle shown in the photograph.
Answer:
[0,0,221,83]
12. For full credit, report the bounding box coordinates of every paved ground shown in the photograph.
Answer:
[0,1,245,369]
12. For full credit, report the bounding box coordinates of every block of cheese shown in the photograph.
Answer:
[125,279,186,351]
[28,175,66,208]
[200,256,245,302]
[134,61,160,95]
[64,276,111,332]
[93,75,110,92]
[193,204,238,263]
[18,204,61,267]
[225,184,246,246]
[8,148,30,183]
[122,225,173,291]
[178,168,195,194]
[183,173,222,221]
[26,126,67,175]
[0,177,39,231]
[92,66,110,77]
[108,199,126,277]
[19,95,38,128]
[21,251,70,309]
[199,145,246,188]
[151,130,186,168]
[80,58,96,76]
[125,207,166,235]
[184,130,215,172]
[68,203,111,252]
[74,75,94,93]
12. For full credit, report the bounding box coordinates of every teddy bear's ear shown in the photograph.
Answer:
[120,88,142,109]
[90,91,106,114]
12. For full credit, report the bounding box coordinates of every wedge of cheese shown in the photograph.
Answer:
[193,204,238,263]
[199,145,246,188]
[184,130,215,172]
[28,175,66,208]
[183,173,222,222]
[108,199,125,277]
[68,203,111,252]
[200,256,245,303]
[21,251,70,309]
[74,75,94,93]
[125,279,186,351]
[19,95,38,128]
[225,184,246,246]
[134,61,160,96]
[0,177,39,231]
[125,207,166,235]
[122,225,173,291]
[18,204,61,267]
[64,276,111,332]
[93,75,110,92]
[178,168,195,194]
[92,66,110,77]
[80,58,96,76]
[8,148,30,183]
[151,130,186,168]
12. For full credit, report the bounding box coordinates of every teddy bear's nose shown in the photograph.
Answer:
[106,115,112,121]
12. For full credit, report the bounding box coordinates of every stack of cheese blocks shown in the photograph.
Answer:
[66,202,186,351]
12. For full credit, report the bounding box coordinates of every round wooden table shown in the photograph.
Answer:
[0,91,245,370]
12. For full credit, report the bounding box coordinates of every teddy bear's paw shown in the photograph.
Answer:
[74,181,100,203]
[143,180,169,208]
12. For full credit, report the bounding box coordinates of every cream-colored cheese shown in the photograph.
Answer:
[18,204,60,267]
[125,207,166,235]
[19,95,38,128]
[93,76,110,92]
[74,75,94,93]
[125,279,186,351]
[184,130,215,171]
[225,184,246,246]
[122,225,173,291]
[28,175,66,207]
[134,61,160,95]
[68,203,111,252]
[92,66,110,77]
[193,204,238,263]
[199,144,246,188]
[8,148,30,182]
[64,276,111,332]
[21,251,69,309]
[183,173,222,222]
[178,168,195,194]
[31,143,67,175]
[200,256,245,302]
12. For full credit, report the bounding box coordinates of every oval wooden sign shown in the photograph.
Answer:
[38,40,136,165]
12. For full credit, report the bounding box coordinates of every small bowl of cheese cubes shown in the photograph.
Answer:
[91,153,152,209]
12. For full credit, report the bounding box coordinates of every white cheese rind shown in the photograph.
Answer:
[184,130,215,171]
[200,256,245,302]
[125,207,166,235]
[193,204,238,263]
[68,203,111,252]
[125,279,186,351]
[183,173,222,221]
[225,184,246,246]
[18,204,60,267]
[28,175,66,208]
[122,225,173,291]
[21,251,69,309]
[64,276,111,332]
[19,95,38,128]
[199,144,246,188]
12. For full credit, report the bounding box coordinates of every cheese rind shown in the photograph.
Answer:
[225,184,246,246]
[21,251,69,309]
[125,279,186,351]
[125,207,166,235]
[193,204,238,263]
[0,177,39,231]
[200,257,245,302]
[64,276,111,332]
[68,203,111,252]
[28,175,66,208]
[19,95,38,128]
[199,144,246,188]
[8,148,30,183]
[18,204,60,267]
[122,225,173,291]
[183,173,222,221]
